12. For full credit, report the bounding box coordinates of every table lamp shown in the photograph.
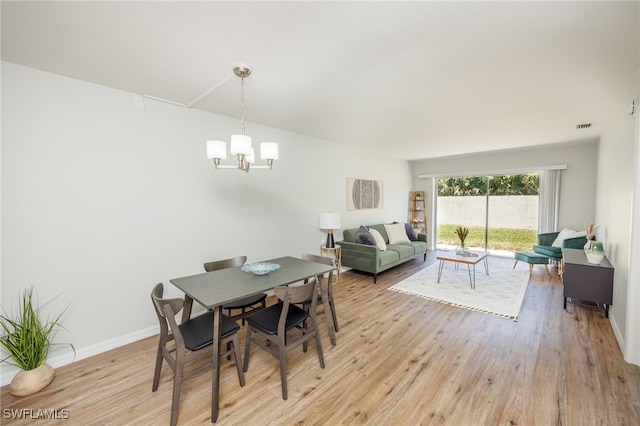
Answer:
[319,212,341,248]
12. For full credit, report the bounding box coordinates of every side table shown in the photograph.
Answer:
[320,244,342,281]
[562,248,614,317]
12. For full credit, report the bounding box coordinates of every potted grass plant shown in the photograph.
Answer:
[0,287,73,396]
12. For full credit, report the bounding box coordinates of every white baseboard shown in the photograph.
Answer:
[1,325,159,387]
[609,310,626,357]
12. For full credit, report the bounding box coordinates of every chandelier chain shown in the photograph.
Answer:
[240,75,246,136]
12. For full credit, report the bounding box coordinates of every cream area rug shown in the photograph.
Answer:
[389,260,530,321]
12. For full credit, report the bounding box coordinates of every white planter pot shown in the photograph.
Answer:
[8,363,55,397]
[585,240,605,265]
[586,252,605,265]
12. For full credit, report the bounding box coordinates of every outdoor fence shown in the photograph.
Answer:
[437,195,538,229]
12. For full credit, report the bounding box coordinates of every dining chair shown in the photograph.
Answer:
[203,256,268,324]
[150,283,245,426]
[242,277,325,400]
[301,253,339,332]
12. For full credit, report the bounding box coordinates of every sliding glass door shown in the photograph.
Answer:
[436,174,539,253]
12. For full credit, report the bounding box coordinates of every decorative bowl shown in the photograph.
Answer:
[241,262,281,275]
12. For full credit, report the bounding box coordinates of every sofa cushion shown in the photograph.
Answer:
[342,228,358,243]
[368,228,387,251]
[378,249,400,267]
[405,223,418,241]
[385,223,410,244]
[533,245,562,259]
[368,224,389,243]
[387,243,415,258]
[403,241,427,253]
[355,225,376,246]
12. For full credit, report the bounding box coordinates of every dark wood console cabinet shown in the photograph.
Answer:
[562,248,614,317]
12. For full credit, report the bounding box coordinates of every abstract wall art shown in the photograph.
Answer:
[347,178,383,210]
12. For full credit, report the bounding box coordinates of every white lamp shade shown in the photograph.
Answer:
[206,140,227,159]
[246,147,256,164]
[260,142,279,160]
[319,212,341,230]
[230,134,252,155]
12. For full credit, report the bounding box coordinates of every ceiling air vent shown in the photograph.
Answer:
[576,123,592,129]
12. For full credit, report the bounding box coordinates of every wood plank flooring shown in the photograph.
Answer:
[2,252,639,425]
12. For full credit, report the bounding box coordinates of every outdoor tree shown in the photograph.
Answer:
[438,174,539,196]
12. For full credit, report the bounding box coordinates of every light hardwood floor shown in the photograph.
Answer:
[2,252,639,425]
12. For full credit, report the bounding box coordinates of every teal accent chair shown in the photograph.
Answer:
[533,231,588,261]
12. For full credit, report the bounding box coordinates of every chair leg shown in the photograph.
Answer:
[302,320,308,352]
[170,355,185,426]
[513,259,518,269]
[152,343,164,391]
[278,337,288,400]
[313,320,325,369]
[243,327,253,373]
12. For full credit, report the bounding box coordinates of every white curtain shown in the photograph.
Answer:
[538,170,562,233]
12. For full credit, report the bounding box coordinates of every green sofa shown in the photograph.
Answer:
[338,223,428,283]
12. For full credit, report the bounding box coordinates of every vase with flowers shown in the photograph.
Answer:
[583,223,604,264]
[585,223,599,241]
[455,226,470,256]
[584,222,599,250]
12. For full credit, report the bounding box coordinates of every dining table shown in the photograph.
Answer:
[170,255,337,422]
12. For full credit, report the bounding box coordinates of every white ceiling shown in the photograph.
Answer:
[2,1,638,160]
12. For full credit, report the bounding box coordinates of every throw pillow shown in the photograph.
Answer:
[552,229,574,247]
[552,228,587,247]
[404,223,418,241]
[573,230,587,239]
[368,228,387,251]
[385,222,410,244]
[355,225,376,246]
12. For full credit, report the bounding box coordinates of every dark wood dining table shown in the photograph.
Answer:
[170,256,337,422]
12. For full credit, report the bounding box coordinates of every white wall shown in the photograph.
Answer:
[628,12,640,364]
[628,78,640,365]
[595,57,639,365]
[410,142,599,248]
[0,62,412,384]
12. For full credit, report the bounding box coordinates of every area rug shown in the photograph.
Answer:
[389,262,530,320]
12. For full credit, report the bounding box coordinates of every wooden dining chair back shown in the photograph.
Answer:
[203,256,267,324]
[203,255,247,271]
[150,283,245,426]
[242,277,325,400]
[301,253,339,332]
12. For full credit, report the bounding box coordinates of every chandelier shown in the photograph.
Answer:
[206,66,278,172]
